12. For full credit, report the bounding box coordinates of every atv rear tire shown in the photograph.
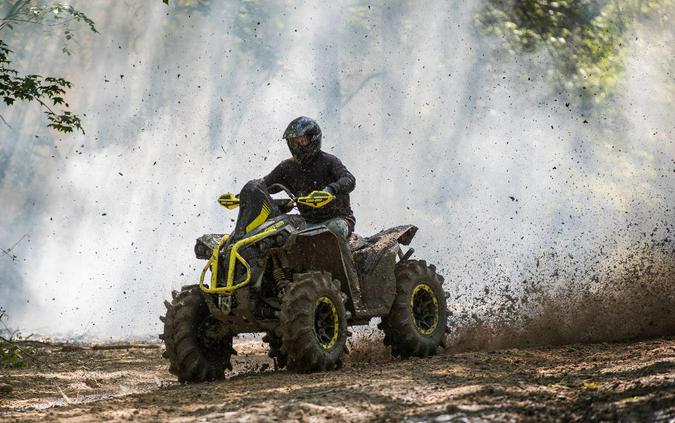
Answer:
[381,260,447,358]
[279,271,347,373]
[160,285,235,383]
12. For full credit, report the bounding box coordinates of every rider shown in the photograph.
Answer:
[262,116,356,238]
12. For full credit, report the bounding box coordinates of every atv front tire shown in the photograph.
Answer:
[160,285,235,383]
[381,260,447,358]
[279,271,347,372]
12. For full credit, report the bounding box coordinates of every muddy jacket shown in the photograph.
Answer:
[263,151,356,232]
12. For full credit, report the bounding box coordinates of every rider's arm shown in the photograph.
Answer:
[327,156,356,195]
[262,161,288,194]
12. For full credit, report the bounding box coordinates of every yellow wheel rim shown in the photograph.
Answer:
[314,296,339,350]
[410,283,439,336]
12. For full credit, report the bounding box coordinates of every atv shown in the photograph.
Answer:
[159,180,448,382]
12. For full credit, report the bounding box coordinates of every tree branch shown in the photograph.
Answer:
[1,0,29,22]
[0,335,38,363]
[36,97,56,115]
[0,113,11,129]
[0,0,31,31]
[0,247,17,261]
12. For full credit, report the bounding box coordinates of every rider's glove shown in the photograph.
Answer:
[322,186,335,195]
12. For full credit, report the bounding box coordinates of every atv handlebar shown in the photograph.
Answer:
[218,193,240,209]
[295,190,335,208]
[267,183,296,200]
[217,185,335,210]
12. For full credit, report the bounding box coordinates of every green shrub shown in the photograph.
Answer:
[0,308,31,369]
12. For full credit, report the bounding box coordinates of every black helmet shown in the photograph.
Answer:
[282,116,322,163]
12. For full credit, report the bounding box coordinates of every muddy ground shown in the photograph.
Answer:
[1,336,674,422]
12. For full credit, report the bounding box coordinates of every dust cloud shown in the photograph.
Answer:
[0,1,673,347]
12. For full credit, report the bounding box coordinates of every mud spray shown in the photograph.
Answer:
[0,1,673,349]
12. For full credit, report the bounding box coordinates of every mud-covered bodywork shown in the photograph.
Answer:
[161,179,446,381]
[194,224,418,321]
[350,225,418,316]
[195,233,223,259]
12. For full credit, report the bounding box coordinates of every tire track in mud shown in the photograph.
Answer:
[2,337,674,422]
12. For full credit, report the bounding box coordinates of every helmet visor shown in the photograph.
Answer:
[287,135,310,148]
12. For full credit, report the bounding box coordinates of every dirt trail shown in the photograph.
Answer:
[1,336,674,422]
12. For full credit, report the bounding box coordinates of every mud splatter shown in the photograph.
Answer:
[447,225,675,352]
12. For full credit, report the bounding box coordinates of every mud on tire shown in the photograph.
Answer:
[381,260,447,358]
[160,285,235,383]
[279,271,347,373]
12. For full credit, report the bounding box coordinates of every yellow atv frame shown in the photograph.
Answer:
[199,190,335,295]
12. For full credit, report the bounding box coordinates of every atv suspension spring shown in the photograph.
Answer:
[273,267,285,282]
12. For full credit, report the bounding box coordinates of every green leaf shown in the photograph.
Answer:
[0,40,85,133]
[476,0,674,108]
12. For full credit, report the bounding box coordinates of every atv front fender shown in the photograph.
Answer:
[195,233,225,259]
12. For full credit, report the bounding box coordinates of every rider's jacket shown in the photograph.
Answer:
[263,151,356,232]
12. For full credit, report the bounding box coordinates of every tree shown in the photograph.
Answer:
[0,1,97,133]
[476,0,674,108]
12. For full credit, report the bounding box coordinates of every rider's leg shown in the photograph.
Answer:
[322,217,350,239]
[306,217,350,238]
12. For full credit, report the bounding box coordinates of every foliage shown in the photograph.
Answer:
[161,0,282,67]
[0,307,32,369]
[476,0,674,107]
[1,40,81,132]
[0,1,98,133]
[0,1,97,53]
[232,0,285,68]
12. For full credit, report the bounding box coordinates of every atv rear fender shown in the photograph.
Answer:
[351,225,418,316]
[284,224,419,318]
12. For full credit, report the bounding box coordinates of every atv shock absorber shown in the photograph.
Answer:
[271,254,286,282]
[274,270,288,298]
[271,255,288,297]
[273,267,285,282]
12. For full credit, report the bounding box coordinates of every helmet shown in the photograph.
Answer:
[282,116,322,163]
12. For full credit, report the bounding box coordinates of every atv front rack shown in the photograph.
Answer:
[199,221,284,295]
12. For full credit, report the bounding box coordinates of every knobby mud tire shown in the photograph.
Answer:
[381,259,447,359]
[160,285,234,383]
[279,271,347,373]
